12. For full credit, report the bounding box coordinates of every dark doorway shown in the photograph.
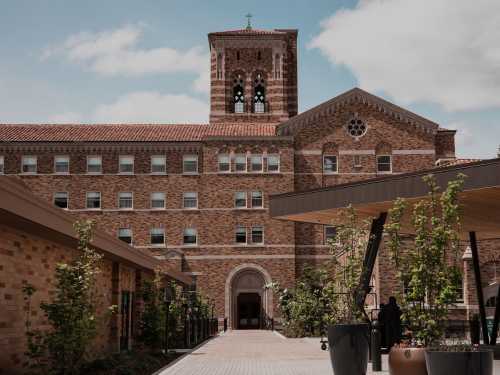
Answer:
[237,293,261,329]
[120,291,132,351]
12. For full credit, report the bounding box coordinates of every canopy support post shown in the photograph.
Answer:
[469,231,490,345]
[355,212,387,312]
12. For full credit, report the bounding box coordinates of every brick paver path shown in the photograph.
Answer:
[157,330,389,375]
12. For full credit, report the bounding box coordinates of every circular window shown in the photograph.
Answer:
[347,118,367,138]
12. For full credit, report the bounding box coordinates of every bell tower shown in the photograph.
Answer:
[208,22,298,124]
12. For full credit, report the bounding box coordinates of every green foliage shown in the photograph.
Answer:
[385,174,465,346]
[23,220,110,375]
[269,266,338,337]
[328,206,371,324]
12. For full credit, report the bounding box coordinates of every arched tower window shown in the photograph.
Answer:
[274,54,281,79]
[253,73,266,113]
[216,53,223,80]
[233,74,245,113]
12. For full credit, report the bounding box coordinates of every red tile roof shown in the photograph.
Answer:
[209,29,294,36]
[0,123,278,142]
[437,158,482,167]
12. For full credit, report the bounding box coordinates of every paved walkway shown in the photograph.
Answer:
[157,330,389,375]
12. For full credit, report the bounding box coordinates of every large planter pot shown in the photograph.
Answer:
[327,323,369,375]
[388,347,427,375]
[425,350,493,375]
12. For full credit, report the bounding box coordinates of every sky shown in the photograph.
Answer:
[0,0,499,158]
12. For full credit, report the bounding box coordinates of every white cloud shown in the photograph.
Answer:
[91,91,209,123]
[42,24,210,93]
[310,0,500,112]
[47,111,83,123]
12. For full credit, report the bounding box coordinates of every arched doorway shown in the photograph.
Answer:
[225,264,273,330]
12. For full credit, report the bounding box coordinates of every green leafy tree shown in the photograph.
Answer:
[23,220,110,374]
[385,174,465,346]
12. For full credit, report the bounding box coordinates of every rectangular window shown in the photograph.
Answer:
[151,156,166,174]
[251,226,264,244]
[86,192,101,209]
[87,156,102,174]
[234,154,247,172]
[21,156,37,174]
[251,191,263,208]
[324,226,337,244]
[54,192,68,209]
[119,156,134,174]
[183,228,197,245]
[118,228,132,244]
[183,192,198,209]
[183,155,198,174]
[353,155,362,168]
[267,155,280,172]
[235,226,247,244]
[377,155,392,173]
[218,154,230,172]
[250,155,263,172]
[0,156,4,174]
[54,156,69,174]
[323,155,338,174]
[150,228,165,245]
[151,192,166,209]
[118,192,133,209]
[234,192,247,208]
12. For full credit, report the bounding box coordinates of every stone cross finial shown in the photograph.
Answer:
[245,13,253,30]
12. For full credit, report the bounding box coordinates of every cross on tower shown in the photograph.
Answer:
[245,13,253,30]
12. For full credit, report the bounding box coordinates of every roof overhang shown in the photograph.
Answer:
[0,176,192,285]
[270,158,500,240]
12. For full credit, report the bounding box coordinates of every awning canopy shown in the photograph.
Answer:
[270,158,500,240]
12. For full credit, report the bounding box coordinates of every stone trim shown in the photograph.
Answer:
[393,149,435,155]
[339,150,375,155]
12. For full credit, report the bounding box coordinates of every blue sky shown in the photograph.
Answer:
[0,0,499,159]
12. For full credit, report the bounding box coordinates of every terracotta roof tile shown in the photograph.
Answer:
[0,123,278,142]
[209,29,291,36]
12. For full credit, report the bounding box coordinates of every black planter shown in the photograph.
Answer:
[425,350,493,375]
[327,323,369,375]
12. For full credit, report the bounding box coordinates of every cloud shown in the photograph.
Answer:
[47,111,83,123]
[42,24,209,93]
[91,91,209,123]
[310,0,500,112]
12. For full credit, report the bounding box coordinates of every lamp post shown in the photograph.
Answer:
[164,284,173,355]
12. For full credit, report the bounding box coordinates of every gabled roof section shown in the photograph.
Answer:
[208,28,296,37]
[277,88,441,137]
[0,123,278,143]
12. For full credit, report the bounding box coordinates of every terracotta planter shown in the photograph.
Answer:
[425,350,493,375]
[327,323,369,375]
[388,347,427,375]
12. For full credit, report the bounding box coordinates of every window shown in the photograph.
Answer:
[151,156,166,174]
[183,192,198,209]
[119,156,134,174]
[234,192,247,208]
[353,155,362,168]
[54,192,68,209]
[234,154,247,172]
[118,228,132,244]
[235,226,247,244]
[54,156,69,174]
[274,54,282,79]
[323,155,338,174]
[21,156,37,174]
[250,155,263,172]
[233,75,244,113]
[118,192,133,209]
[324,226,336,244]
[218,154,230,172]
[151,192,166,209]
[267,155,280,172]
[251,226,264,244]
[253,73,266,113]
[0,156,4,174]
[216,52,223,80]
[150,228,165,245]
[183,228,197,245]
[87,156,102,174]
[347,117,367,138]
[454,275,464,303]
[86,192,101,209]
[377,155,392,173]
[183,155,198,174]
[251,191,263,208]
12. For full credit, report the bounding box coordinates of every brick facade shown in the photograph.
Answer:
[1,25,494,334]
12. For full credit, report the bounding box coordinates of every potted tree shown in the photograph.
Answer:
[326,207,372,375]
[385,174,493,375]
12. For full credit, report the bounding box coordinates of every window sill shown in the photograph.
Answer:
[117,173,135,176]
[20,172,38,175]
[150,244,166,248]
[323,172,339,175]
[181,244,198,248]
[377,171,393,175]
[86,172,103,175]
[85,208,102,211]
[54,172,70,175]
[150,172,167,176]
[182,172,199,176]
[118,208,134,211]
[182,208,199,211]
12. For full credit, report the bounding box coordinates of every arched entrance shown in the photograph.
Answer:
[225,264,273,330]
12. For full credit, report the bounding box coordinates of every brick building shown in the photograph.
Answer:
[0,25,477,331]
